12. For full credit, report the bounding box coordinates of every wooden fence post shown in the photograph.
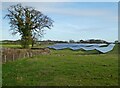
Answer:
[4,55,6,63]
[27,52,29,57]
[13,54,14,61]
[30,52,32,57]
[24,53,25,58]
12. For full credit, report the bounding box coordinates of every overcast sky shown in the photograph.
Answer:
[1,2,118,42]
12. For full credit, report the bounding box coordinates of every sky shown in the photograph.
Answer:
[1,2,118,42]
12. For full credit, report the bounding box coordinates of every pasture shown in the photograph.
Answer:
[2,44,119,86]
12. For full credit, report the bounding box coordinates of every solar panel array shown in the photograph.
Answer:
[48,43,115,53]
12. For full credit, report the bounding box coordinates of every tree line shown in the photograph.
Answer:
[1,39,115,45]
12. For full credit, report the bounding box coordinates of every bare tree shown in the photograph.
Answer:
[5,3,54,48]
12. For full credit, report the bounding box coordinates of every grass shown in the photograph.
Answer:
[0,43,22,48]
[2,44,119,86]
[0,43,52,49]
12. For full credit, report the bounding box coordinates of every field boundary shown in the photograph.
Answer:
[2,48,50,63]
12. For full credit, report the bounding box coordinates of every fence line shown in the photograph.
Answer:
[2,48,50,63]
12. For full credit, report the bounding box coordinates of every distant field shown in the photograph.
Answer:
[0,43,52,48]
[2,44,119,86]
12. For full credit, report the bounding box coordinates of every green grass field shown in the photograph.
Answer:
[2,44,119,86]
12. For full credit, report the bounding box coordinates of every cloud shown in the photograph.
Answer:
[2,2,117,19]
[37,7,112,17]
[34,6,117,22]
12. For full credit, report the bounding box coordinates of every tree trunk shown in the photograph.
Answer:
[32,40,34,48]
[21,36,30,49]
